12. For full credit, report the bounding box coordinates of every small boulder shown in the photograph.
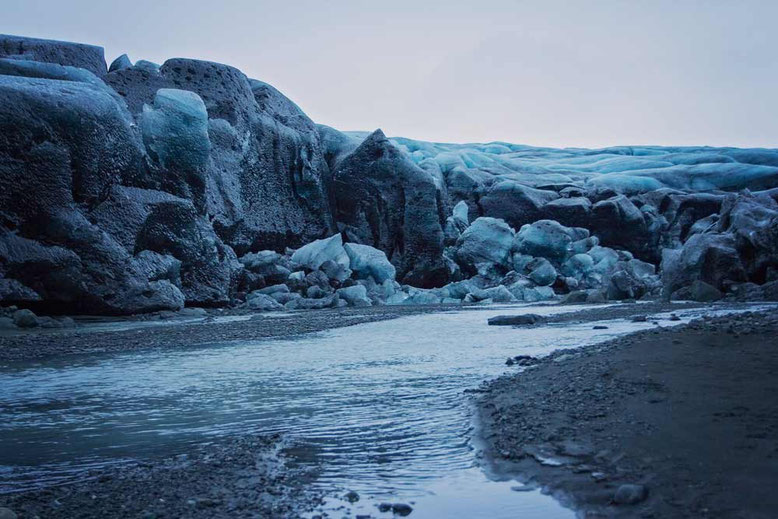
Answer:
[391,503,413,517]
[488,314,547,326]
[690,280,723,302]
[12,309,38,328]
[245,292,284,311]
[257,284,290,295]
[613,484,648,505]
[306,285,327,299]
[286,294,337,310]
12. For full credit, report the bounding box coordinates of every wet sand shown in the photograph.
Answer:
[476,309,778,518]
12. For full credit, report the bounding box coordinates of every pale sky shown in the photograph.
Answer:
[3,0,777,148]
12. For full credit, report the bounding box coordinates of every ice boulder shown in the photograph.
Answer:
[319,259,352,283]
[479,180,558,229]
[561,253,595,280]
[134,59,160,73]
[0,34,107,76]
[287,294,338,310]
[514,220,588,261]
[344,243,396,283]
[141,89,211,211]
[109,53,132,72]
[402,289,441,305]
[452,200,470,230]
[542,197,592,228]
[661,232,747,296]
[245,292,284,311]
[526,258,557,286]
[336,285,372,306]
[455,217,515,273]
[470,285,516,303]
[291,234,349,271]
[522,286,556,302]
[589,246,621,276]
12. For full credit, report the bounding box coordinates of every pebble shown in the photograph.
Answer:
[593,325,608,330]
[377,502,392,512]
[344,490,360,503]
[613,484,648,505]
[392,503,413,516]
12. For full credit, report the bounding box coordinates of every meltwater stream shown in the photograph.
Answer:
[0,303,758,517]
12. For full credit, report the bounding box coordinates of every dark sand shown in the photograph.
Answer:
[477,309,778,518]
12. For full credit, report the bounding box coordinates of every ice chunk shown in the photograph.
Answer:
[452,200,470,229]
[336,285,372,306]
[514,220,587,261]
[245,292,284,311]
[455,217,515,271]
[141,88,210,174]
[291,234,349,270]
[344,243,396,283]
[527,258,557,286]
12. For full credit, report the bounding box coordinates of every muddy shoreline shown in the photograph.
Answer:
[476,308,778,518]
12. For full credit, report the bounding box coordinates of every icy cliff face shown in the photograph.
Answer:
[1,33,777,314]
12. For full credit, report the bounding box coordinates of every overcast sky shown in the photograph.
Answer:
[3,0,777,148]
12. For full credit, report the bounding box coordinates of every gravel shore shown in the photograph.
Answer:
[476,308,778,518]
[0,435,321,519]
[0,300,716,364]
[0,305,454,363]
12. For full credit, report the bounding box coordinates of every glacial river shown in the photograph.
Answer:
[0,303,760,517]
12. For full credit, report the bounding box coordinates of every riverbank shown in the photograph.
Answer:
[0,304,453,363]
[0,300,715,363]
[476,309,778,518]
[0,435,321,519]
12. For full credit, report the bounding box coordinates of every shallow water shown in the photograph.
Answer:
[0,303,764,517]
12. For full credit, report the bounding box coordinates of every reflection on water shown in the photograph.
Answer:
[0,303,760,517]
